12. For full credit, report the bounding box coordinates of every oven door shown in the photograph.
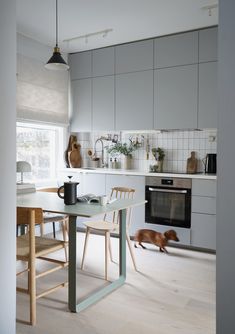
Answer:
[145,186,191,228]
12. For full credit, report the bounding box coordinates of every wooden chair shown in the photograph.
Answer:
[38,188,69,261]
[16,207,68,325]
[81,187,137,280]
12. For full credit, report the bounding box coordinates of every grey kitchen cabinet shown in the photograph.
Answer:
[199,27,218,62]
[92,76,115,131]
[83,172,106,195]
[198,61,218,128]
[92,47,115,77]
[115,40,153,74]
[70,79,92,132]
[191,213,216,250]
[154,65,198,129]
[105,174,145,236]
[116,70,154,130]
[69,51,92,80]
[154,31,198,68]
[191,179,216,250]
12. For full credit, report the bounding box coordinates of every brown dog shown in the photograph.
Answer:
[134,229,179,253]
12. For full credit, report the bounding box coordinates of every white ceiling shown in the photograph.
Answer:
[17,0,218,53]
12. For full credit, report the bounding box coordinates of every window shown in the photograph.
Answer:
[17,122,66,184]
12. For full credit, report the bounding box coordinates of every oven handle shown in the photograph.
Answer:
[148,187,187,194]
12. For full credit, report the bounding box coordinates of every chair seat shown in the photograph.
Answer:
[43,212,68,223]
[83,220,118,231]
[17,234,65,260]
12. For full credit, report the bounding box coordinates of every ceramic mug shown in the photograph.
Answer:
[98,195,108,206]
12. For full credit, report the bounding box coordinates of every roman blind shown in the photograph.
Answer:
[17,54,69,125]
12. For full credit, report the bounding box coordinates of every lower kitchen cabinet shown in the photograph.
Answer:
[191,179,216,250]
[191,213,216,250]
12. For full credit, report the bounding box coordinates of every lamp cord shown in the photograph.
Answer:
[56,0,58,47]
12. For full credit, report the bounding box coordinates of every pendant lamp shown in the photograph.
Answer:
[45,0,69,70]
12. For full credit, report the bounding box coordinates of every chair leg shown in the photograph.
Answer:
[107,232,114,262]
[40,222,44,236]
[105,232,108,280]
[81,227,90,270]
[52,222,56,238]
[61,221,68,262]
[126,232,137,271]
[29,256,36,325]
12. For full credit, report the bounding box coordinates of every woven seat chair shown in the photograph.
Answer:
[38,188,69,261]
[81,187,137,280]
[16,207,68,325]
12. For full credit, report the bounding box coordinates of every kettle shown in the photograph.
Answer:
[203,154,217,174]
[57,176,79,205]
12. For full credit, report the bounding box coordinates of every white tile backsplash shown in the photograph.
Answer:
[71,129,217,173]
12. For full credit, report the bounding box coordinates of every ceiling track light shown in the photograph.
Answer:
[45,0,69,71]
[63,29,113,45]
[201,3,218,16]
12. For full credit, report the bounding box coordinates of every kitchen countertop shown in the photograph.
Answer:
[60,168,217,180]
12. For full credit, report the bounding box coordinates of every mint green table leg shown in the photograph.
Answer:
[68,209,127,313]
[68,215,77,312]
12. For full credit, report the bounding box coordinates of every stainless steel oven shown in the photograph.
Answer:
[145,176,191,228]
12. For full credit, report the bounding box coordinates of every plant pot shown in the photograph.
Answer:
[122,155,132,170]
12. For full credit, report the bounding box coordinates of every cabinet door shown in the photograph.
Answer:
[154,65,198,129]
[192,179,217,197]
[116,71,153,130]
[115,40,153,74]
[92,76,115,131]
[198,62,218,128]
[199,27,218,62]
[70,79,92,132]
[154,31,198,68]
[192,196,216,215]
[92,47,114,77]
[69,51,92,80]
[105,174,145,236]
[191,213,216,250]
[83,173,106,195]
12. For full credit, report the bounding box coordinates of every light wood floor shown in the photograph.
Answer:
[16,232,216,334]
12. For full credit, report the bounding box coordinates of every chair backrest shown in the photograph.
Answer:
[38,188,58,193]
[106,187,135,228]
[17,207,43,226]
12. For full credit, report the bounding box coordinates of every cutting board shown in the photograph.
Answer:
[68,142,82,168]
[186,151,198,174]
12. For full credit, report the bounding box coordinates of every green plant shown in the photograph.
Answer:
[106,142,137,157]
[152,147,165,161]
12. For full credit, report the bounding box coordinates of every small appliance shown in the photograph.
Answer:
[204,153,217,174]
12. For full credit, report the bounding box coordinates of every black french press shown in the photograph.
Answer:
[57,176,79,205]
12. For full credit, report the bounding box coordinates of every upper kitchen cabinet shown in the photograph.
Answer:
[92,76,115,131]
[115,40,153,74]
[70,79,92,132]
[154,65,198,129]
[154,31,198,68]
[69,51,92,80]
[198,61,218,128]
[199,27,218,62]
[116,70,153,130]
[92,47,115,77]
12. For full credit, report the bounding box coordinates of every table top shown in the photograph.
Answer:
[17,192,146,218]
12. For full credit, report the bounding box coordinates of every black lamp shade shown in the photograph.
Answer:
[45,46,69,71]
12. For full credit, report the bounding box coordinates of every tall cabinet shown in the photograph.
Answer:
[69,27,218,131]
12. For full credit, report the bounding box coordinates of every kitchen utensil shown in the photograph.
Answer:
[202,153,217,174]
[57,177,79,205]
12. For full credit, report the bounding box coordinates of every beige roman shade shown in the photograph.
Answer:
[17,54,69,125]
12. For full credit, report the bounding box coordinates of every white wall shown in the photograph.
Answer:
[0,1,16,333]
[217,1,235,333]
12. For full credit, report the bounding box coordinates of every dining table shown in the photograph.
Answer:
[17,191,146,313]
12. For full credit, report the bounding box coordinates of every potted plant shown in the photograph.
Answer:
[151,147,165,172]
[107,142,137,169]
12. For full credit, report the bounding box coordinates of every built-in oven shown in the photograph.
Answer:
[145,176,191,228]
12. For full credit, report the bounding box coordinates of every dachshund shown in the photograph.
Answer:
[134,229,179,253]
